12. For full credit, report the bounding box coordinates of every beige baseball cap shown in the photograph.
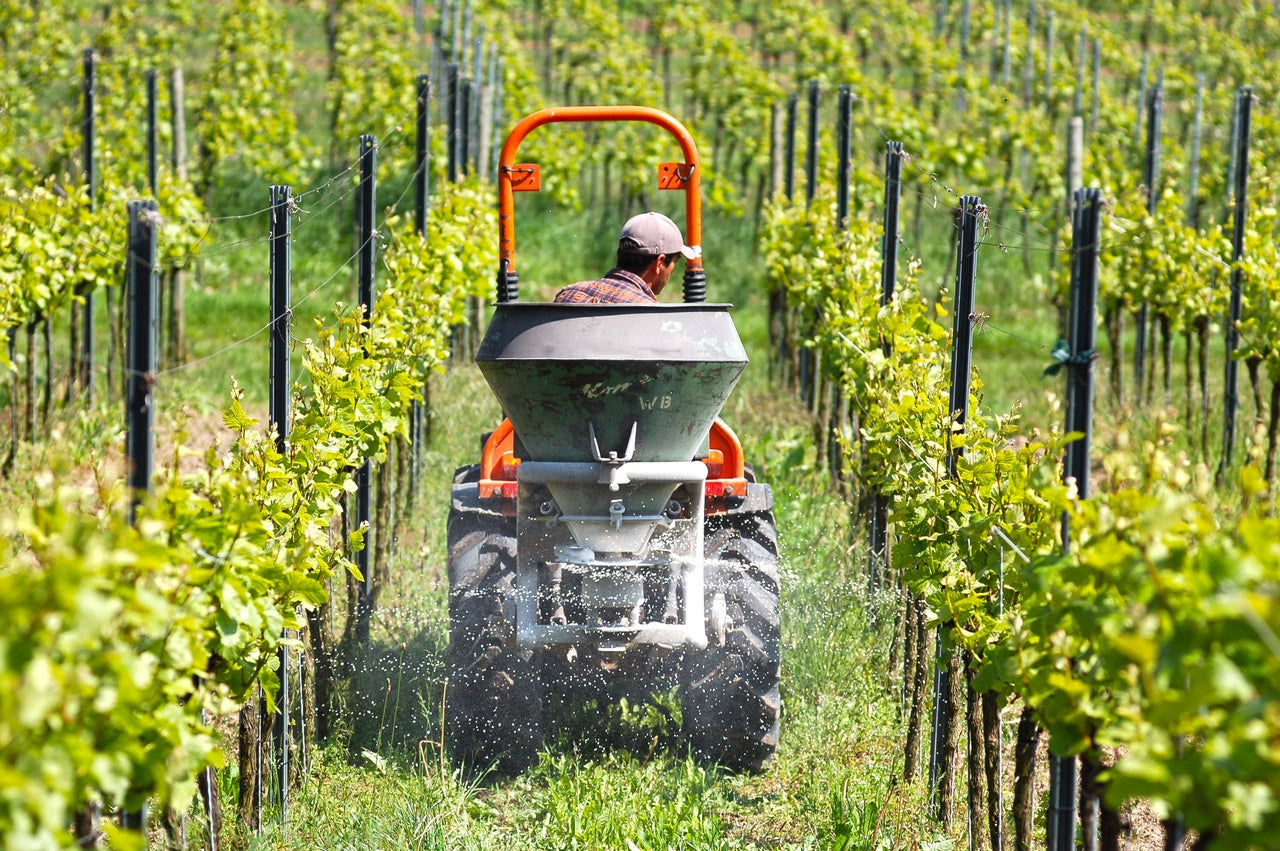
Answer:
[618,212,699,260]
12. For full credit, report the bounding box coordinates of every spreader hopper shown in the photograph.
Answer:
[475,302,747,553]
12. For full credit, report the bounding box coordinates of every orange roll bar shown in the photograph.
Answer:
[496,106,703,280]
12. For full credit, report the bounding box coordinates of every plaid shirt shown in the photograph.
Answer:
[553,268,657,304]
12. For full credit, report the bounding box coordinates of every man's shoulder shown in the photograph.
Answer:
[553,272,655,304]
[553,281,602,303]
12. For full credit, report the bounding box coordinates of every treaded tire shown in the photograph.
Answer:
[681,487,782,772]
[445,466,542,775]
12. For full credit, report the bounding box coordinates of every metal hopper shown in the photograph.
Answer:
[475,301,747,553]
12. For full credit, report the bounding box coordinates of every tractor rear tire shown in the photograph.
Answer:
[445,470,542,775]
[681,492,782,773]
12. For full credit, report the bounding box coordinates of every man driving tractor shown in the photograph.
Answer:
[553,212,698,304]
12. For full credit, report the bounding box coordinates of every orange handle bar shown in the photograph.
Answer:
[497,106,702,280]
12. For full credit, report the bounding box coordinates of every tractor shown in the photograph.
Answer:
[445,106,780,774]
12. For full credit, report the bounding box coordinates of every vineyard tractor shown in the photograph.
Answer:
[445,106,781,774]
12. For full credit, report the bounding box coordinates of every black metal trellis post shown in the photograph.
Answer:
[1091,39,1101,133]
[1135,52,1148,144]
[269,184,291,489]
[930,195,982,822]
[1047,187,1103,851]
[411,74,431,505]
[465,76,476,177]
[988,0,1001,83]
[805,79,820,207]
[947,200,981,507]
[1221,87,1252,481]
[1043,10,1054,116]
[431,31,443,122]
[461,0,471,67]
[957,0,970,112]
[1188,75,1204,228]
[1000,0,1012,88]
[121,195,158,838]
[1073,26,1086,119]
[126,200,159,524]
[451,0,462,64]
[797,80,821,405]
[121,201,159,841]
[355,135,377,644]
[1065,219,1103,445]
[268,184,292,826]
[446,63,460,183]
[490,56,505,178]
[1022,0,1036,110]
[416,74,431,234]
[471,33,485,170]
[146,68,158,196]
[1134,83,1162,403]
[476,30,483,163]
[881,144,904,314]
[146,68,161,359]
[836,86,852,231]
[80,48,96,399]
[784,93,798,201]
[1225,91,1242,225]
[769,101,782,198]
[870,142,904,592]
